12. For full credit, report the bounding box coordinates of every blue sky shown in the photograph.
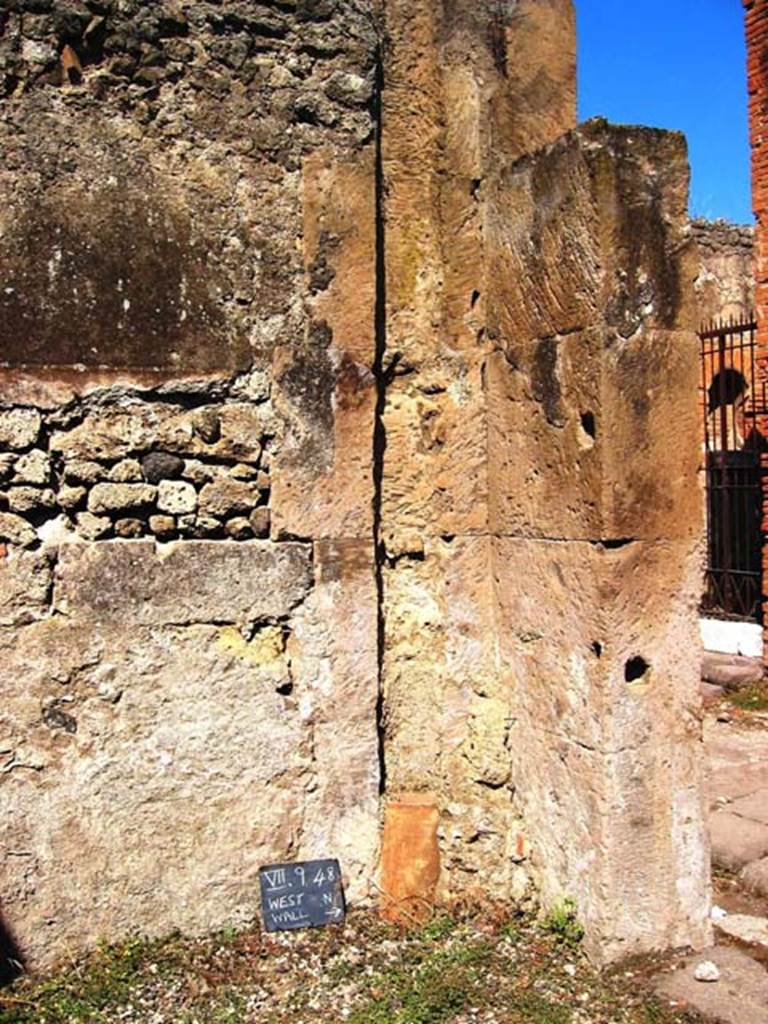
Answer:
[577,0,752,223]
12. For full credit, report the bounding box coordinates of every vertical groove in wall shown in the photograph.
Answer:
[372,42,388,797]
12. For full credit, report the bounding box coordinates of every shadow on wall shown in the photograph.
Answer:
[0,915,25,986]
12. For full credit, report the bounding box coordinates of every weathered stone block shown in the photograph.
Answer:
[0,408,40,450]
[0,549,52,625]
[51,404,268,463]
[493,536,709,961]
[13,449,49,485]
[0,512,36,548]
[487,120,696,346]
[487,327,700,541]
[53,540,312,625]
[157,480,197,516]
[199,480,258,518]
[88,483,157,515]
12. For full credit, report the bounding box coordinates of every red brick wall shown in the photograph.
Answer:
[744,0,768,639]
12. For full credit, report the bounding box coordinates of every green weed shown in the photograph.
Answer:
[541,899,585,947]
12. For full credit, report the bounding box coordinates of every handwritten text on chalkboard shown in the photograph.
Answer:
[259,859,345,932]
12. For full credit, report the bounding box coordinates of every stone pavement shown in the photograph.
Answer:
[706,716,768,888]
[653,711,768,1021]
[654,945,768,1024]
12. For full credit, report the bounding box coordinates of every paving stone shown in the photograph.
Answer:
[716,913,768,950]
[741,857,768,899]
[654,945,768,1024]
[710,811,768,871]
[702,652,764,690]
[730,790,768,827]
[701,681,725,704]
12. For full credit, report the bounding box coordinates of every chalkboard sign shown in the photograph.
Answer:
[259,859,345,932]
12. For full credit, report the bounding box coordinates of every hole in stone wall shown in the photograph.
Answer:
[580,411,596,439]
[624,656,650,683]
[591,641,602,658]
[276,680,293,696]
[470,289,480,309]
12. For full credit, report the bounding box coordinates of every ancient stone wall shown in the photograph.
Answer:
[486,121,710,961]
[693,219,755,324]
[0,0,382,970]
[0,0,709,970]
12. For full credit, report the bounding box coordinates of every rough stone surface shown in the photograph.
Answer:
[716,913,768,950]
[13,448,49,485]
[693,219,755,323]
[741,856,768,898]
[0,408,40,450]
[710,812,768,871]
[0,512,36,548]
[199,480,259,519]
[654,946,768,1024]
[53,540,313,626]
[0,0,710,973]
[157,480,198,516]
[702,652,764,690]
[142,452,185,485]
[88,483,157,515]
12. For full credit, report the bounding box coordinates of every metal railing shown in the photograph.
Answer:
[699,317,764,623]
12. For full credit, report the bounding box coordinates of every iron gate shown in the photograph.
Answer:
[700,317,764,622]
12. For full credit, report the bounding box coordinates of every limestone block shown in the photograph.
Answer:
[51,403,268,463]
[486,120,696,346]
[88,483,157,515]
[0,408,40,450]
[0,512,36,548]
[13,448,49,485]
[710,812,768,872]
[199,480,258,518]
[493,536,709,961]
[287,540,380,901]
[382,535,518,893]
[108,459,143,483]
[7,486,56,515]
[157,480,197,516]
[54,540,312,626]
[75,512,111,541]
[271,150,377,541]
[0,549,52,626]
[487,327,701,542]
[0,621,310,967]
[741,856,768,898]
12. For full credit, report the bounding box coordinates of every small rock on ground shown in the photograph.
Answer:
[654,945,768,1024]
[694,960,720,982]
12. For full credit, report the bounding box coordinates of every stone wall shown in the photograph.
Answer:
[0,0,710,970]
[0,0,382,970]
[693,219,755,324]
[486,121,709,961]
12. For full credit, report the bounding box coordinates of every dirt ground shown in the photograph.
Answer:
[0,907,707,1024]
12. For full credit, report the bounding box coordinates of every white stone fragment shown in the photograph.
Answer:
[157,480,198,515]
[694,961,720,983]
